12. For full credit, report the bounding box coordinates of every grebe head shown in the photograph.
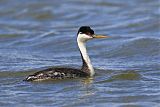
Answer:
[77,26,109,42]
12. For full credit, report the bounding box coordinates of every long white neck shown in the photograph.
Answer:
[77,38,95,76]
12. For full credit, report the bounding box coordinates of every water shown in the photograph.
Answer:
[0,0,160,107]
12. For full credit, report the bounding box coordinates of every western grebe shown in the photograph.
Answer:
[24,26,109,81]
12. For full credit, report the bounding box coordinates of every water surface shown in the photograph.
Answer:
[0,0,160,107]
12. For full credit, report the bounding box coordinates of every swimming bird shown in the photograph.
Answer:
[24,26,109,81]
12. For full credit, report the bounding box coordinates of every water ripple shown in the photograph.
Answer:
[0,0,159,107]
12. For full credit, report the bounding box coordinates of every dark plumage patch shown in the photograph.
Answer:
[78,26,94,36]
[24,67,89,81]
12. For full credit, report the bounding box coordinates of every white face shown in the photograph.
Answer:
[77,32,93,42]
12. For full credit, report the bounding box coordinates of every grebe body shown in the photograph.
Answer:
[24,26,108,81]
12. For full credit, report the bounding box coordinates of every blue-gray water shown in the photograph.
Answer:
[0,0,160,107]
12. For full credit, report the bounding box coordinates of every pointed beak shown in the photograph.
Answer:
[93,34,110,39]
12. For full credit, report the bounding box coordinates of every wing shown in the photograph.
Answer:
[24,67,88,81]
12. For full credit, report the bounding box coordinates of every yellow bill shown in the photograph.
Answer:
[93,34,110,38]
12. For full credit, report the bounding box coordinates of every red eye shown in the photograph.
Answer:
[86,32,92,37]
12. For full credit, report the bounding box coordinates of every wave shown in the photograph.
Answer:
[103,37,160,58]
